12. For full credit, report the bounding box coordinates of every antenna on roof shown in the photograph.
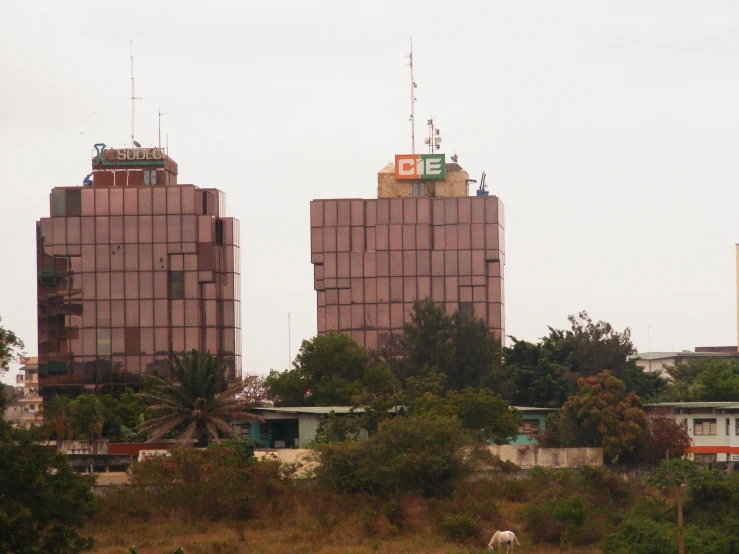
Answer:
[408,37,418,154]
[158,109,170,150]
[130,41,142,147]
[424,117,442,153]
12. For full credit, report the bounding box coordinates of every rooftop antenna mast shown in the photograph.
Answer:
[158,109,170,150]
[424,117,442,153]
[408,37,418,154]
[130,41,142,147]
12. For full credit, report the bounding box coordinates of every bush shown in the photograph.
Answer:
[440,514,481,543]
[310,415,489,497]
[96,446,284,522]
[207,438,256,461]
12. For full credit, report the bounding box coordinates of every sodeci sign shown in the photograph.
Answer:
[394,154,446,180]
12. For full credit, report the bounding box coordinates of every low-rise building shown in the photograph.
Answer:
[634,348,739,376]
[512,407,556,446]
[645,402,739,463]
[237,405,554,449]
[16,357,42,428]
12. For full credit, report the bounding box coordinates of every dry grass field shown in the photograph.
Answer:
[87,518,601,554]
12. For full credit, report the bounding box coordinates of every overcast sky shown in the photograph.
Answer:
[1,1,738,383]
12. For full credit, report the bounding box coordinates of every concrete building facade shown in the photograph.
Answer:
[36,145,241,399]
[646,402,739,463]
[310,161,505,351]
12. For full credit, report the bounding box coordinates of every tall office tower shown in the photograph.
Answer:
[310,154,504,351]
[37,144,241,399]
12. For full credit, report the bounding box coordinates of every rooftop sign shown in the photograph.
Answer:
[395,154,445,180]
[92,143,167,167]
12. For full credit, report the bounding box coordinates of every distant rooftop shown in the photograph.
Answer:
[633,351,739,361]
[646,402,739,409]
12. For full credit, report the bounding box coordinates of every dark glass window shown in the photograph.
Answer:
[66,189,81,216]
[169,271,185,299]
[215,219,224,245]
[459,302,473,318]
[125,327,141,355]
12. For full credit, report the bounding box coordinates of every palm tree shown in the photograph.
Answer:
[137,350,264,445]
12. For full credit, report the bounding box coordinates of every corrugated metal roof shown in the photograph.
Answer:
[252,406,363,415]
[253,405,555,415]
[646,402,739,409]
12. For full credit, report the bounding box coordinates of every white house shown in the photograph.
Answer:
[645,402,739,463]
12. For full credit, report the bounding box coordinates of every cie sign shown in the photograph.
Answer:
[395,154,446,180]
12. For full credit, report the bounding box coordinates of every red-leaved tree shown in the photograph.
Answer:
[639,416,692,464]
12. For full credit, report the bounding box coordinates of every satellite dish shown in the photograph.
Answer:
[133,140,141,148]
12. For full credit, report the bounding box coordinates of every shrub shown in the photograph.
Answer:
[101,446,284,521]
[440,514,481,543]
[207,438,256,461]
[310,415,489,497]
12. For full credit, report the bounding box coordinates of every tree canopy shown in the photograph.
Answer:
[265,332,399,407]
[657,358,739,402]
[398,299,504,390]
[549,370,649,461]
[0,316,24,373]
[505,312,665,407]
[138,350,263,445]
[1,384,94,553]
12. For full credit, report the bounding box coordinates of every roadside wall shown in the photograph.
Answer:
[489,445,603,468]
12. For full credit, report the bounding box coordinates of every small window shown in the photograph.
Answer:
[694,453,717,464]
[97,329,111,356]
[736,418,739,436]
[168,271,185,299]
[29,404,35,411]
[412,182,427,197]
[519,419,540,435]
[728,418,731,436]
[458,302,473,318]
[259,424,268,442]
[694,419,717,436]
[143,169,157,186]
[238,424,251,439]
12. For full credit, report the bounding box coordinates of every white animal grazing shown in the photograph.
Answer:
[488,530,520,553]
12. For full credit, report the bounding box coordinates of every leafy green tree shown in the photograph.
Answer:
[505,312,666,407]
[410,388,520,444]
[503,337,571,408]
[399,299,504,390]
[69,394,105,447]
[658,358,739,402]
[0,426,95,553]
[0,316,24,374]
[99,389,150,442]
[311,415,490,497]
[43,395,73,441]
[559,370,649,461]
[265,333,399,407]
[138,350,264,445]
